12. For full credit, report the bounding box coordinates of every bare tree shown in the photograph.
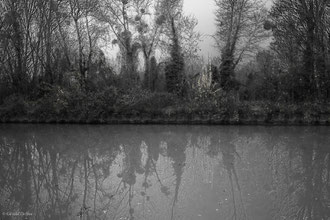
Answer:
[158,0,201,95]
[0,0,34,92]
[98,0,144,82]
[68,0,103,89]
[134,0,166,90]
[214,0,269,91]
[270,0,330,100]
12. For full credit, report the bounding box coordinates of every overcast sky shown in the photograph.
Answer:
[183,0,273,59]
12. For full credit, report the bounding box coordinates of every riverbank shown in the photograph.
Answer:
[1,117,330,125]
[1,102,330,125]
[1,89,330,125]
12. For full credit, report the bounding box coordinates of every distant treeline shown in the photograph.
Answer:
[1,0,330,124]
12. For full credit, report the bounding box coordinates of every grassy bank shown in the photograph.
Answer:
[1,85,330,125]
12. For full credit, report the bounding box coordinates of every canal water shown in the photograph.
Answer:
[0,125,329,220]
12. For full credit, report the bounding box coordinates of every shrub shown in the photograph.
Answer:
[116,87,178,115]
[0,83,13,105]
[187,85,236,116]
[0,94,28,119]
[31,86,70,120]
[83,86,119,119]
[132,92,178,113]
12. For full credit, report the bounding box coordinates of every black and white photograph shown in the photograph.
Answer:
[1,0,330,219]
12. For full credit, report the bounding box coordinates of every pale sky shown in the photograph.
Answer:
[183,0,273,59]
[183,0,218,59]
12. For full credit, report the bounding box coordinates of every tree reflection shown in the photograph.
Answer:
[218,132,247,220]
[0,125,330,220]
[0,131,34,219]
[269,128,330,220]
[0,125,122,220]
[164,132,187,220]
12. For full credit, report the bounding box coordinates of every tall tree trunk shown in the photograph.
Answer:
[85,14,93,84]
[143,49,150,89]
[165,17,185,95]
[74,18,86,90]
[12,14,26,93]
[305,16,321,100]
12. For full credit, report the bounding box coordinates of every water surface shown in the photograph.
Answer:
[0,125,329,220]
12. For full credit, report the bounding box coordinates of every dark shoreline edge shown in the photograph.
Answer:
[1,115,330,126]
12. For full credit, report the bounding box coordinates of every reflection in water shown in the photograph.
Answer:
[219,134,246,220]
[0,125,330,220]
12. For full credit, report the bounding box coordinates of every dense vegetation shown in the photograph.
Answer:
[1,0,330,124]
